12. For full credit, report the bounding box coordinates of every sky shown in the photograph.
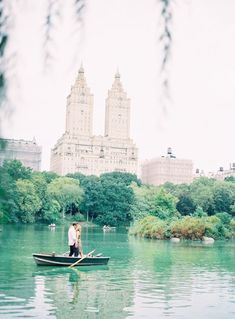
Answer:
[2,0,235,174]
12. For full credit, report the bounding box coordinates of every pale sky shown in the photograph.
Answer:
[2,0,235,173]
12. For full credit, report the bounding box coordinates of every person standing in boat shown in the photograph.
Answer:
[75,224,84,258]
[68,222,79,257]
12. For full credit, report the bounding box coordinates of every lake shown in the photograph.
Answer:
[0,225,235,319]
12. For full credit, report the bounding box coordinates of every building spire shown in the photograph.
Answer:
[115,68,120,79]
[79,62,84,74]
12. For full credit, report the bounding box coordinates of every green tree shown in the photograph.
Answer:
[15,179,41,223]
[42,199,61,223]
[176,193,196,216]
[192,206,207,218]
[31,173,51,222]
[41,171,59,183]
[3,160,32,180]
[79,175,104,221]
[130,184,160,220]
[96,178,135,226]
[0,165,19,222]
[66,172,86,183]
[100,172,142,186]
[212,181,235,214]
[152,188,178,219]
[224,176,235,183]
[48,177,83,219]
[190,177,215,215]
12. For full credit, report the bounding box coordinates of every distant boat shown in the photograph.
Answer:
[32,253,110,266]
[103,225,116,231]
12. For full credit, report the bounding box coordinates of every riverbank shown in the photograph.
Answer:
[129,215,235,240]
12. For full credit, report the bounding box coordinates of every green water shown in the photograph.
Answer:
[0,225,235,319]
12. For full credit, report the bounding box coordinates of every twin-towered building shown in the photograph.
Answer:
[50,66,138,176]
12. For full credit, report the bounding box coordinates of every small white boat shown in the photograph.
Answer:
[103,225,116,232]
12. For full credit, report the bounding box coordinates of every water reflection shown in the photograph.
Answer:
[0,225,235,318]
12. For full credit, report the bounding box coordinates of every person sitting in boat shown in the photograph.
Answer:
[68,222,79,257]
[76,224,84,258]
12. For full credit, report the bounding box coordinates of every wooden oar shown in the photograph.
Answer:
[69,249,95,268]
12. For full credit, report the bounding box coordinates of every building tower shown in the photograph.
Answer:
[65,64,94,137]
[105,70,130,139]
[50,67,138,176]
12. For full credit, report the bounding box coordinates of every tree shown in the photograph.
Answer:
[42,199,61,223]
[48,177,83,218]
[41,171,59,183]
[15,179,42,223]
[3,160,32,180]
[66,172,86,183]
[0,165,19,222]
[152,188,178,219]
[212,181,235,214]
[224,176,235,183]
[31,173,51,222]
[130,184,160,221]
[79,175,104,221]
[96,178,135,226]
[100,172,142,186]
[176,193,196,216]
[130,184,178,221]
[190,177,215,215]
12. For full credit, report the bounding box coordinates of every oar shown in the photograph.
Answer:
[69,249,95,268]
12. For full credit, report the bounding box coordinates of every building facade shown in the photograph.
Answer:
[207,163,235,180]
[0,138,42,171]
[141,148,193,186]
[50,66,138,176]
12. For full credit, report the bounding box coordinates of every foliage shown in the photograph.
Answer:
[190,177,215,215]
[129,215,168,239]
[66,172,86,183]
[204,216,227,239]
[100,171,141,186]
[229,219,235,237]
[41,199,61,223]
[130,184,158,221]
[192,206,207,218]
[3,160,32,180]
[130,213,235,240]
[176,193,196,216]
[152,188,178,219]
[224,176,235,183]
[79,175,104,221]
[48,177,83,217]
[212,182,235,214]
[0,163,20,222]
[215,212,231,225]
[0,160,235,239]
[96,177,135,226]
[170,216,206,240]
[230,203,235,216]
[41,171,58,183]
[15,179,42,223]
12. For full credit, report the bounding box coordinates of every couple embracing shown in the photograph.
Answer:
[68,222,84,258]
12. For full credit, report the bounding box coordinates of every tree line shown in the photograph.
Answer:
[1,160,235,239]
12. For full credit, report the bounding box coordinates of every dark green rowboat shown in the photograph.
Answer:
[32,253,110,266]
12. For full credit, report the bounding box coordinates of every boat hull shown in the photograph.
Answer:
[32,253,110,266]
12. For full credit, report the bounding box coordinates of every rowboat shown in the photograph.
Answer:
[32,253,110,266]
